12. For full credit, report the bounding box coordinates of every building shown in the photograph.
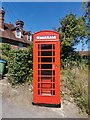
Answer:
[0,8,32,50]
[79,51,90,59]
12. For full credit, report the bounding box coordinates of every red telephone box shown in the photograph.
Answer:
[32,30,60,107]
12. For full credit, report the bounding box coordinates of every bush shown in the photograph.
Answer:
[8,46,32,85]
[61,48,82,69]
[0,43,11,61]
[0,43,11,75]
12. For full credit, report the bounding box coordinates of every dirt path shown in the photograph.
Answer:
[0,76,88,118]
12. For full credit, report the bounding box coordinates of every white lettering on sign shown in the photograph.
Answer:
[36,35,56,40]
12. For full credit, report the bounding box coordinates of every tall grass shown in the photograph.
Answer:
[61,62,88,113]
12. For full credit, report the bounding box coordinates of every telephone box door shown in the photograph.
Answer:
[33,30,60,107]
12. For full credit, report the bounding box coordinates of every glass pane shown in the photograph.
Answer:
[41,58,52,62]
[38,51,41,56]
[41,51,52,56]
[38,77,40,82]
[38,90,40,95]
[53,51,55,56]
[41,70,52,75]
[53,84,55,88]
[53,90,55,95]
[41,44,52,49]
[38,70,41,75]
[53,77,55,82]
[41,83,52,88]
[41,90,52,95]
[41,64,52,69]
[38,44,41,50]
[53,57,55,62]
[53,70,55,75]
[53,44,55,49]
[38,64,41,69]
[41,77,52,82]
[38,83,40,88]
[38,58,41,62]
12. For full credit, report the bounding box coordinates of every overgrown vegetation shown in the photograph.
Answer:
[55,13,89,113]
[0,43,11,74]
[0,43,11,61]
[83,1,90,115]
[8,45,33,85]
[61,62,88,113]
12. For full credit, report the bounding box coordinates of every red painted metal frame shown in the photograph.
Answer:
[33,30,60,106]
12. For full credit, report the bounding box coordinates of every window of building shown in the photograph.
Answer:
[18,43,23,49]
[16,28,21,38]
[27,32,32,41]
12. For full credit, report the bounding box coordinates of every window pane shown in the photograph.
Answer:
[38,51,41,56]
[41,77,52,82]
[53,57,55,62]
[38,44,41,50]
[53,44,55,49]
[41,58,52,62]
[41,70,52,75]
[38,58,41,62]
[41,64,52,69]
[38,70,41,75]
[38,64,41,69]
[41,44,52,49]
[53,51,55,56]
[53,70,55,75]
[41,51,52,56]
[18,43,23,49]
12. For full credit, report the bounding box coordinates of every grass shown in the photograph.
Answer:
[61,62,88,113]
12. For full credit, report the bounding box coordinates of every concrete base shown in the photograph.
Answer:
[32,102,61,108]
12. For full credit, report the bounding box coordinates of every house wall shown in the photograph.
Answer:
[0,38,29,50]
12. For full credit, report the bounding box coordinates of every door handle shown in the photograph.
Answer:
[56,65,58,68]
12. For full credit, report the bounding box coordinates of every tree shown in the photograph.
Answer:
[57,14,87,47]
[82,1,90,44]
[55,13,88,68]
[83,1,90,20]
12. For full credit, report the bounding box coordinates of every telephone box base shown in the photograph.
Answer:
[32,102,61,108]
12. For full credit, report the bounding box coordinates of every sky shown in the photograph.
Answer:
[2,2,88,51]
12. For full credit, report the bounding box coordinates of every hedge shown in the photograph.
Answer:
[8,46,32,85]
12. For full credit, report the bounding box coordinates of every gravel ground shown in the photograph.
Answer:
[0,76,88,118]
